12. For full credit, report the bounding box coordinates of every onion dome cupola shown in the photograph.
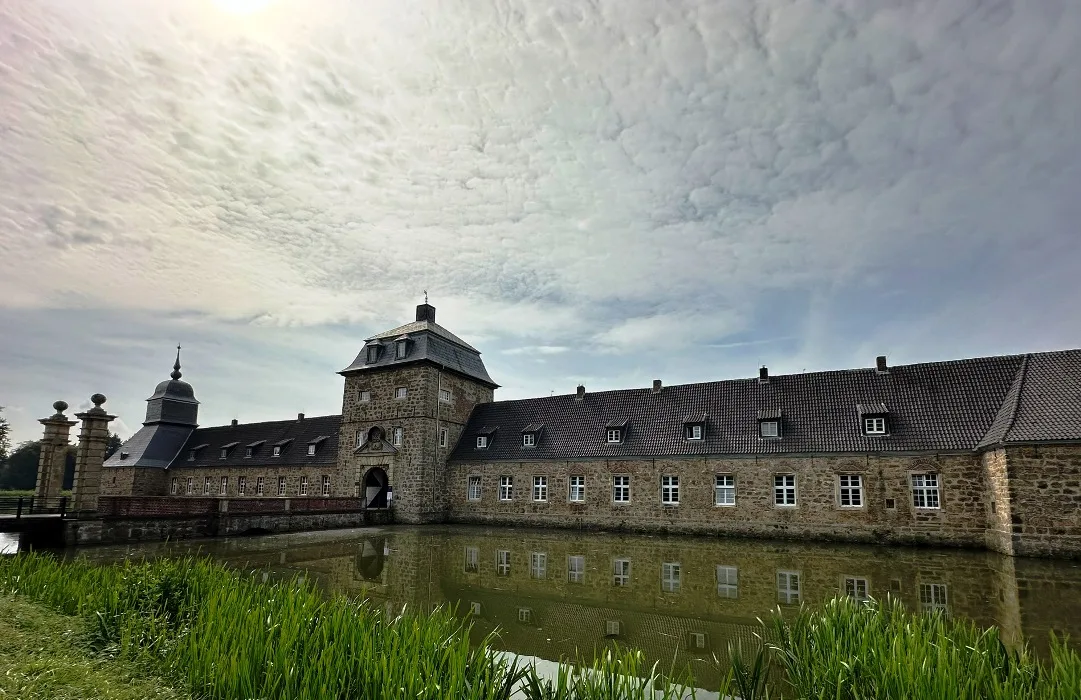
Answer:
[144,345,199,427]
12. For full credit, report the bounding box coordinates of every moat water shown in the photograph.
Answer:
[4,525,1081,687]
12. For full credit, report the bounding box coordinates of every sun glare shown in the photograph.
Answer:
[214,0,274,15]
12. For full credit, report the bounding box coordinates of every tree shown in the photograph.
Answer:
[0,405,10,465]
[104,432,123,460]
[0,441,40,490]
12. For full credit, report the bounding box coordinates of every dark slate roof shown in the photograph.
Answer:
[979,350,1081,446]
[449,352,1075,461]
[170,414,341,468]
[104,423,195,469]
[339,327,497,388]
[367,318,478,352]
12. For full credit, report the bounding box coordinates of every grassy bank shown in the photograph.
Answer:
[1,553,1078,699]
[0,594,189,700]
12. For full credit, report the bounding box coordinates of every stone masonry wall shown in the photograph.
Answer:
[1004,445,1081,558]
[447,452,990,548]
[161,464,341,498]
[981,449,1015,555]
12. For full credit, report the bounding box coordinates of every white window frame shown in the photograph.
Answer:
[661,562,681,593]
[919,582,948,614]
[530,551,547,579]
[277,476,286,496]
[359,390,371,403]
[244,447,253,459]
[238,476,246,496]
[499,476,513,501]
[605,620,621,636]
[517,608,533,623]
[394,387,408,400]
[477,435,488,449]
[613,475,630,504]
[393,427,403,447]
[838,474,863,508]
[219,448,227,460]
[612,558,631,587]
[219,476,228,495]
[844,576,870,601]
[522,432,536,447]
[532,475,548,502]
[299,476,308,496]
[464,546,479,573]
[321,475,330,496]
[495,550,511,576]
[567,555,585,583]
[439,388,452,403]
[185,477,193,495]
[777,570,801,605]
[661,475,679,505]
[606,428,621,443]
[467,475,482,501]
[272,445,281,457]
[170,478,178,495]
[774,474,797,506]
[395,341,407,359]
[864,416,887,435]
[440,427,448,448]
[687,424,702,440]
[307,443,317,456]
[568,475,585,502]
[203,476,211,495]
[714,474,736,506]
[716,565,738,598]
[256,476,264,496]
[912,473,941,509]
[760,420,780,438]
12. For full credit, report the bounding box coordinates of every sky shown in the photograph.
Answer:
[1,0,1079,445]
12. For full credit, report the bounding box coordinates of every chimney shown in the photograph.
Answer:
[759,366,769,384]
[297,412,305,421]
[876,355,888,374]
[231,418,238,426]
[575,385,586,401]
[652,379,662,394]
[416,303,436,323]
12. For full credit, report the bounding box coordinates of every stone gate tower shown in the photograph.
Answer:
[337,303,497,523]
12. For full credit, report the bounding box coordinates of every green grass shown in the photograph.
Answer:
[0,594,189,700]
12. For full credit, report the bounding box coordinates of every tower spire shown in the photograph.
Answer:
[171,344,182,380]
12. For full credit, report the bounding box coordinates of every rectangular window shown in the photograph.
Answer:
[359,390,371,403]
[522,432,535,447]
[605,620,621,636]
[661,562,681,593]
[845,576,870,601]
[518,608,533,624]
[355,430,364,448]
[439,388,452,403]
[496,550,511,576]
[864,416,887,434]
[839,474,863,507]
[464,546,479,573]
[395,342,407,359]
[307,443,317,456]
[244,447,253,458]
[187,450,196,461]
[919,583,948,614]
[277,476,286,496]
[533,476,548,502]
[774,474,797,506]
[219,448,227,460]
[716,566,738,598]
[256,477,264,496]
[272,446,281,457]
[568,475,585,502]
[714,475,736,506]
[321,475,330,496]
[606,428,621,443]
[613,475,630,503]
[661,475,679,505]
[170,478,178,495]
[186,477,193,495]
[394,387,408,399]
[393,427,403,446]
[467,476,482,501]
[530,552,547,579]
[777,570,801,604]
[203,477,211,495]
[687,424,702,440]
[477,436,488,449]
[440,428,448,448]
[238,476,246,496]
[612,559,631,587]
[219,476,228,495]
[299,476,308,496]
[499,476,513,501]
[760,420,780,438]
[568,555,585,583]
[912,474,940,509]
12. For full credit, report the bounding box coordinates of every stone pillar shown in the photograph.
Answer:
[34,401,77,502]
[71,394,116,515]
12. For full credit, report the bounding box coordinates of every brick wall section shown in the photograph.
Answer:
[1002,445,1081,557]
[446,453,991,548]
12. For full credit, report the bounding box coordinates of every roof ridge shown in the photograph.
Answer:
[1001,353,1031,443]
[194,414,343,431]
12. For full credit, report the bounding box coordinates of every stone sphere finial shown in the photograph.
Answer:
[91,393,106,407]
[53,400,69,414]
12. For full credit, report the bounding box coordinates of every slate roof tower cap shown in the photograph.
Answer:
[876,355,888,373]
[416,303,436,323]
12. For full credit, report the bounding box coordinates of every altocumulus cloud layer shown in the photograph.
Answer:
[1,0,1079,442]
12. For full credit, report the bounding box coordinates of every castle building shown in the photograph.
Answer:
[103,304,1081,557]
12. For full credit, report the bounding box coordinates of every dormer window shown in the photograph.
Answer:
[682,414,706,440]
[366,344,381,364]
[477,436,488,449]
[244,440,264,459]
[219,448,227,460]
[307,444,316,456]
[245,447,253,458]
[521,423,543,449]
[272,446,281,457]
[188,450,196,461]
[607,429,621,443]
[187,444,208,461]
[218,442,239,460]
[605,419,628,444]
[476,427,496,449]
[522,433,535,447]
[306,436,328,456]
[857,403,890,436]
[394,336,409,359]
[757,409,783,439]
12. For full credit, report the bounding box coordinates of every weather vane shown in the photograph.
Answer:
[424,290,428,304]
